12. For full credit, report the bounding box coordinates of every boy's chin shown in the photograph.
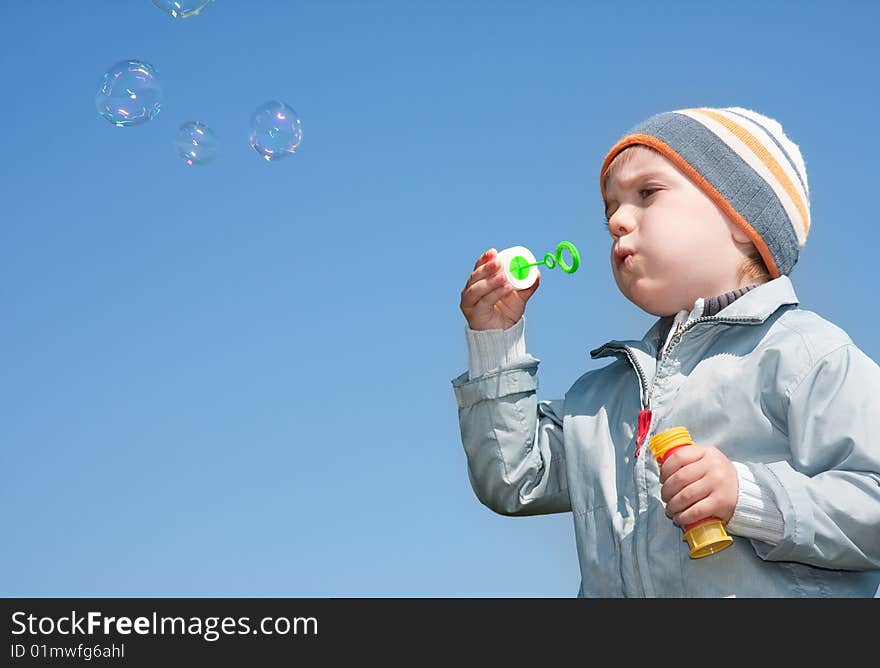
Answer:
[638,302,678,317]
[619,283,681,317]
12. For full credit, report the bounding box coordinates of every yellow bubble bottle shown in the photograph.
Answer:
[649,426,734,559]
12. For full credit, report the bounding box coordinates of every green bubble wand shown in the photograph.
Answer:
[498,240,580,290]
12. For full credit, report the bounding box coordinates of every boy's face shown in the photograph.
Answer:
[603,146,752,317]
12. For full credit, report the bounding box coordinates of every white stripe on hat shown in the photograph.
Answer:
[716,108,810,213]
[725,107,810,200]
[675,108,809,247]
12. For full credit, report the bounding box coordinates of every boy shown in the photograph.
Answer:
[451,106,880,597]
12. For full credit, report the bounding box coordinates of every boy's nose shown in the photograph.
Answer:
[608,208,636,238]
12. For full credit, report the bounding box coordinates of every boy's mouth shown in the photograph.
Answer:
[614,246,635,268]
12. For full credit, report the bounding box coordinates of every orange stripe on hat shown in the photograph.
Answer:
[692,108,810,236]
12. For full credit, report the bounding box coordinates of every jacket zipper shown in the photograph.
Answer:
[637,314,763,458]
[662,315,761,358]
[591,342,653,457]
[596,315,763,460]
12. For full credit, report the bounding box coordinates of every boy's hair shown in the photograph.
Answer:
[599,107,810,278]
[605,145,772,285]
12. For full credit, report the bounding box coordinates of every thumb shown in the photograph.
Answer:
[519,270,541,301]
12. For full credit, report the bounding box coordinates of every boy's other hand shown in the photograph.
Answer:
[460,248,540,331]
[658,444,738,528]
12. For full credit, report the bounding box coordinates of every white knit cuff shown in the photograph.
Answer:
[465,317,527,380]
[726,462,785,546]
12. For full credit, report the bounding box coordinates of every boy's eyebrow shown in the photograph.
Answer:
[603,169,669,216]
[604,169,668,198]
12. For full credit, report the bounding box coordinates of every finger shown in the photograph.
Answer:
[464,276,515,315]
[461,269,511,311]
[658,446,703,483]
[473,248,497,271]
[665,476,711,518]
[660,459,706,501]
[463,254,504,293]
[477,278,515,310]
[673,496,723,529]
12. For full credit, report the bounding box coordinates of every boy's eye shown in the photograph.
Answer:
[602,188,659,227]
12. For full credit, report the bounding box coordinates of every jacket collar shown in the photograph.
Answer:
[700,275,799,322]
[590,275,800,361]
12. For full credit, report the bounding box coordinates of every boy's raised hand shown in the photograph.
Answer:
[460,248,540,331]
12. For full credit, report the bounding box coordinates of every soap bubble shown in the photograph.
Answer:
[152,0,213,19]
[95,59,162,127]
[175,121,219,166]
[248,100,303,162]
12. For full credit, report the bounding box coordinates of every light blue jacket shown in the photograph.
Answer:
[452,276,880,597]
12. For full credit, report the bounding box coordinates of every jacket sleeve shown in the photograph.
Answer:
[451,355,571,516]
[748,343,880,570]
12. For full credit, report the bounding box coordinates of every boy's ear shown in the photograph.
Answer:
[730,223,751,245]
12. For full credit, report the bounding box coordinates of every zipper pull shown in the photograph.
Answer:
[635,408,652,459]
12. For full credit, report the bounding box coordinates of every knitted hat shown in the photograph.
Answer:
[599,107,810,278]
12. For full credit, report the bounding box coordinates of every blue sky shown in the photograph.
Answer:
[2,0,879,597]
